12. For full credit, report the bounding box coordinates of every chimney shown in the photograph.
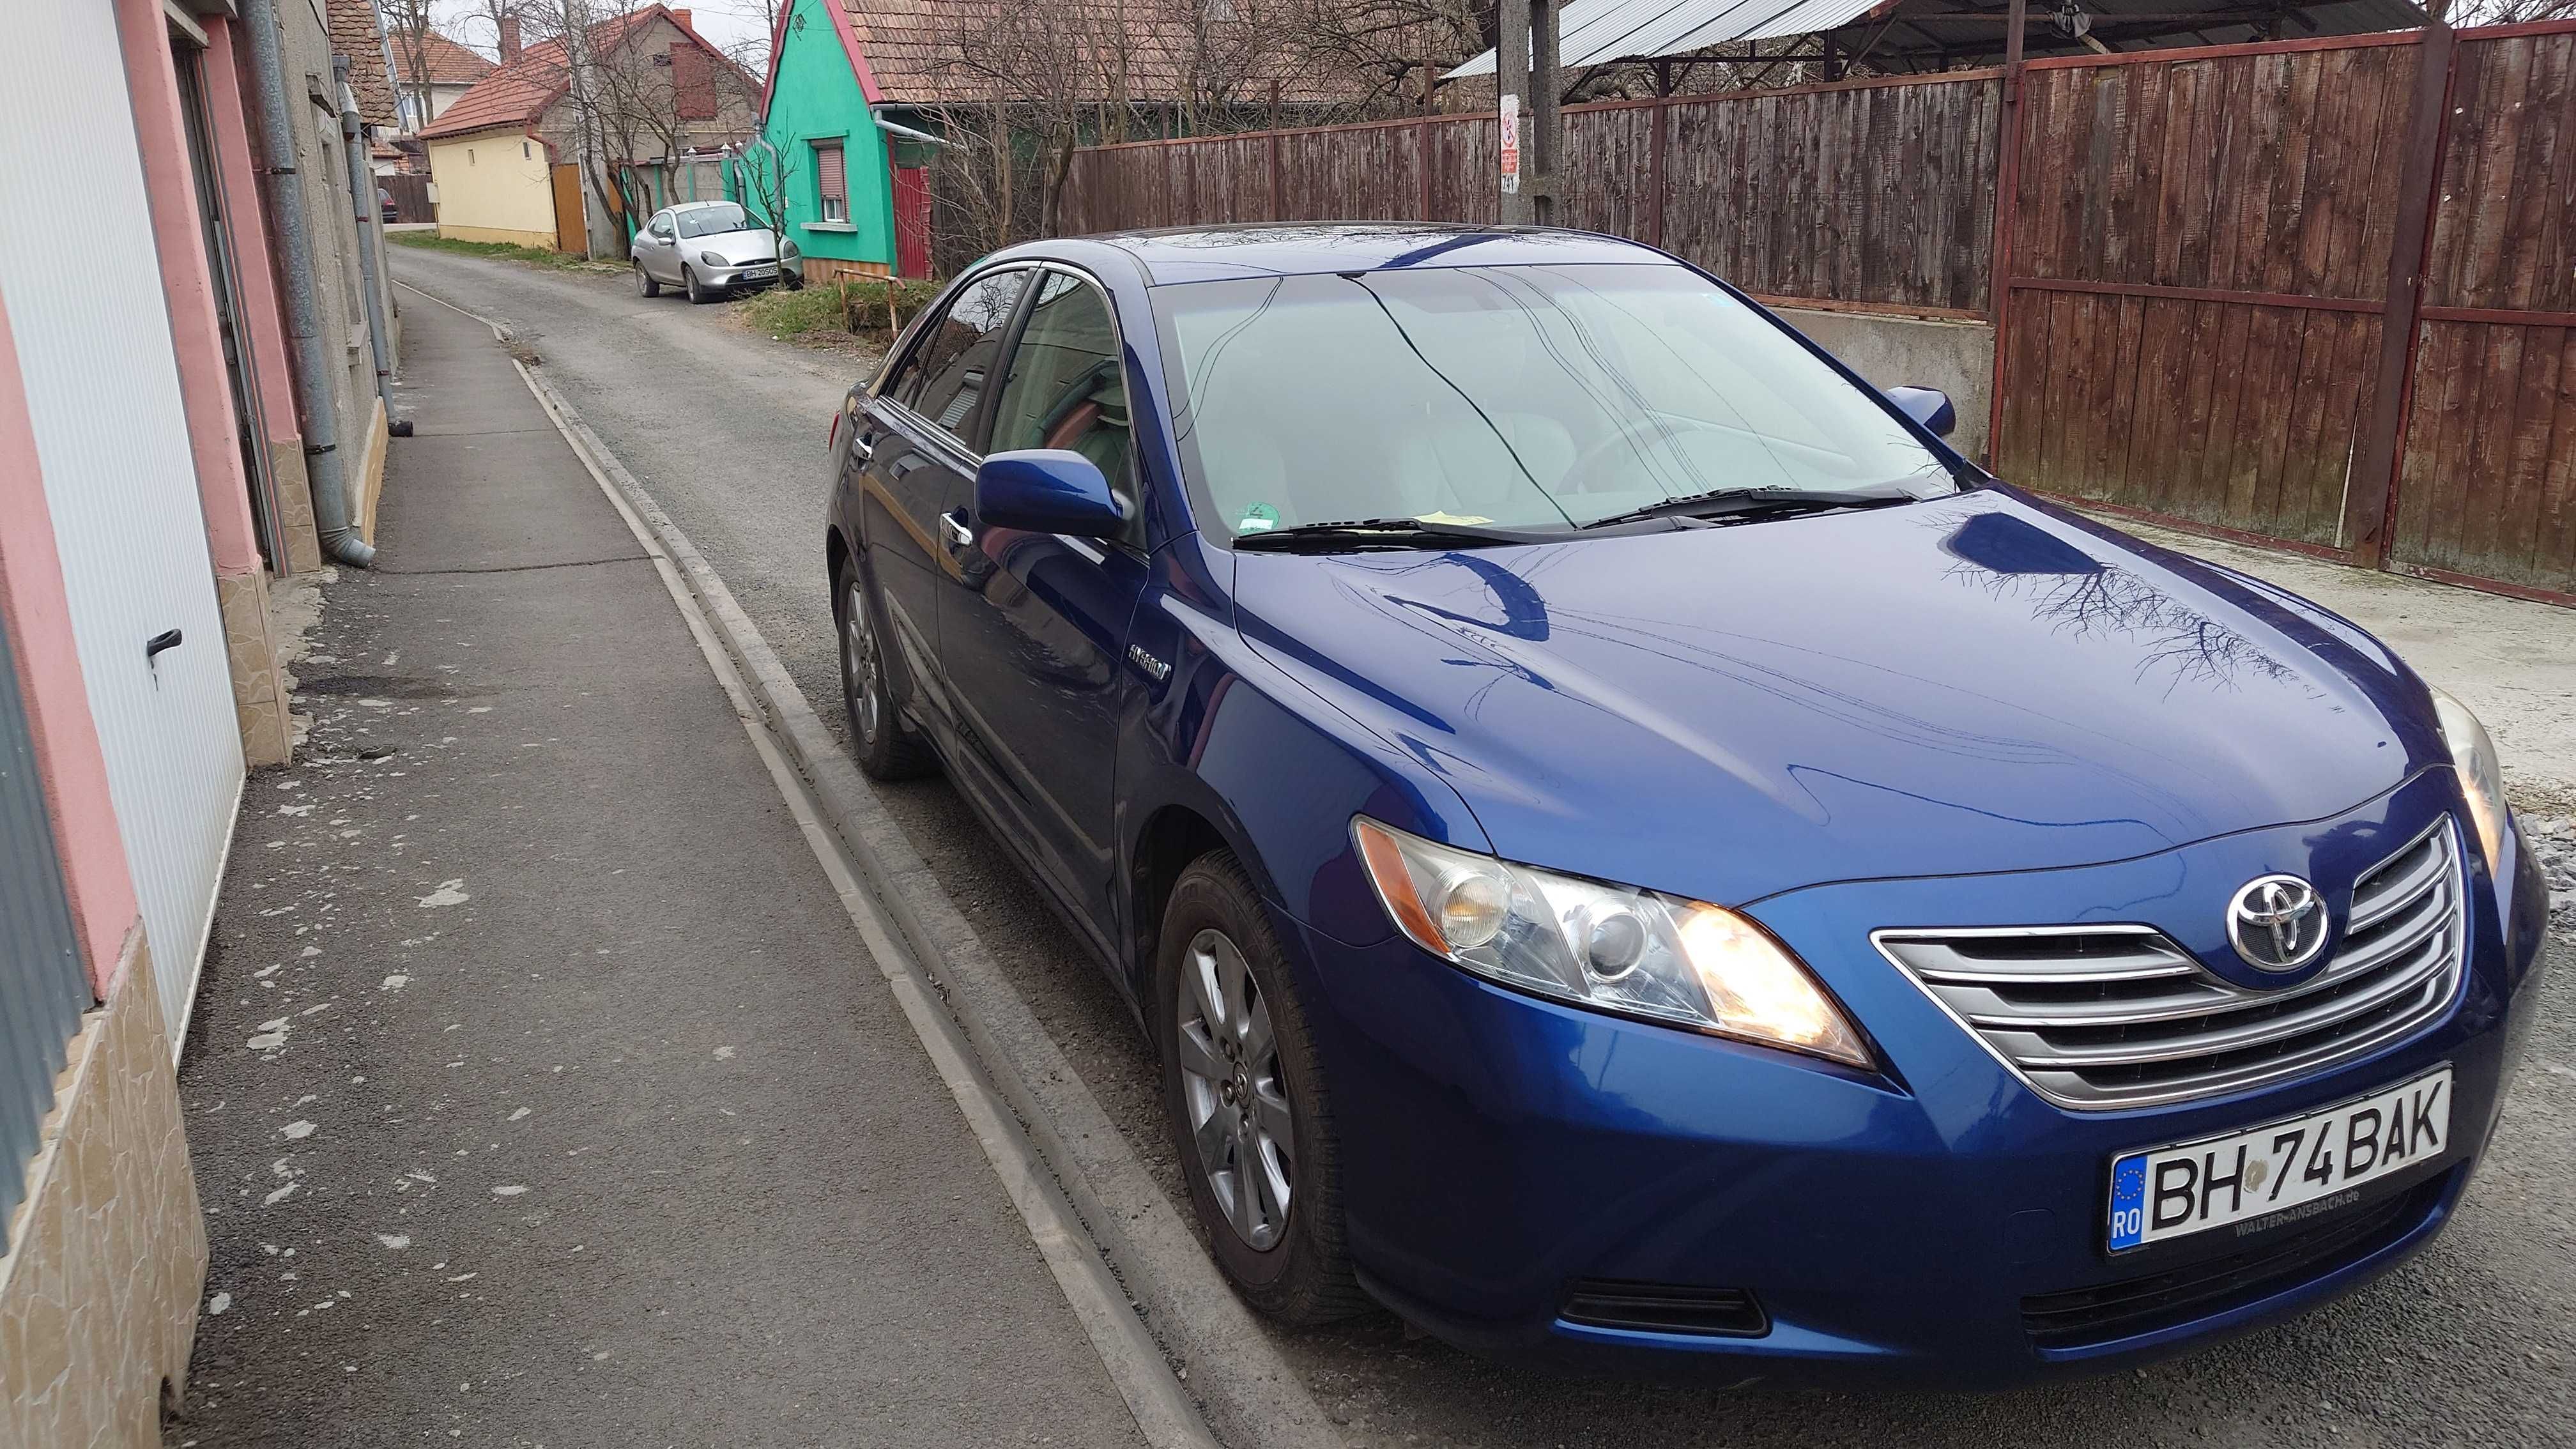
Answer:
[497,13,521,59]
[670,8,693,30]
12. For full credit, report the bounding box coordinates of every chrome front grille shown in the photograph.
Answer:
[1874,820,2465,1110]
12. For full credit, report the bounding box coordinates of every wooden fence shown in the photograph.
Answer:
[380,172,434,224]
[1061,19,2576,604]
[1064,72,2002,316]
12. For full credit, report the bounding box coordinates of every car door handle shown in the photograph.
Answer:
[939,510,975,551]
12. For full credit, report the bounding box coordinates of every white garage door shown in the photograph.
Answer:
[2,3,246,1045]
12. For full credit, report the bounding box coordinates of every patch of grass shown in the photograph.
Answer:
[741,276,944,345]
[387,231,592,269]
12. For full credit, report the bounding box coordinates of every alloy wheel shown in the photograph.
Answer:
[1176,928,1293,1250]
[841,582,880,743]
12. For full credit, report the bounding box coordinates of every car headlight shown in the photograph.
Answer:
[2428,686,2507,871]
[701,250,727,267]
[1351,818,1872,1066]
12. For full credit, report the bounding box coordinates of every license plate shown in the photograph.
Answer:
[2105,1066,2451,1252]
[742,264,776,278]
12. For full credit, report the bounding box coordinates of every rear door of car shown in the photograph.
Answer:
[932,266,1151,944]
[852,264,1032,747]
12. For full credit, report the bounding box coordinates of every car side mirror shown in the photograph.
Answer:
[975,450,1126,540]
[1884,385,1956,439]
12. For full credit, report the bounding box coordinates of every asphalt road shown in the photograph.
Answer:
[388,247,2576,1449]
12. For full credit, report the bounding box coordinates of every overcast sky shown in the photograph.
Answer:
[429,1,778,71]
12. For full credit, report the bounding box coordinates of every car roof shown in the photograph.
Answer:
[1002,224,1671,286]
[668,199,740,212]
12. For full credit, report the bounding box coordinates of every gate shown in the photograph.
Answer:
[381,172,434,223]
[2388,21,2576,602]
[1991,34,2425,556]
[551,162,588,254]
[2,0,246,1042]
[1992,20,2576,602]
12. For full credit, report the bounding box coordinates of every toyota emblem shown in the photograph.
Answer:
[2227,875,2329,972]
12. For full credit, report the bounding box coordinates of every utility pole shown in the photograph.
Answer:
[1495,0,1560,224]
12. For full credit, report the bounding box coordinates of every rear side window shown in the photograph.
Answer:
[990,272,1139,546]
[901,269,1028,438]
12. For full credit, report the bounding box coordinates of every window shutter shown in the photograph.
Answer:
[816,141,845,202]
[671,45,715,119]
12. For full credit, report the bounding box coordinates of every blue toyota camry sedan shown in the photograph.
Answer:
[819,225,2549,1385]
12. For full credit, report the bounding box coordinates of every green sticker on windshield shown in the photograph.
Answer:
[1239,502,1280,533]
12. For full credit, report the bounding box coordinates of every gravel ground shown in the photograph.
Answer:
[388,249,2576,1449]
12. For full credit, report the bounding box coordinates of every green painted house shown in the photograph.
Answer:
[745,0,936,280]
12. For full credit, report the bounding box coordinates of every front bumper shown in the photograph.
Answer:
[1289,779,2549,1386]
[704,263,781,290]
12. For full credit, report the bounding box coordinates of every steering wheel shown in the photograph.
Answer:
[1555,415,1729,498]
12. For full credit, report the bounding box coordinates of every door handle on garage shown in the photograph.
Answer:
[940,510,974,550]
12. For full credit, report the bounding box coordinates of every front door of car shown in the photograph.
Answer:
[641,211,677,280]
[933,268,1149,944]
[854,265,1031,748]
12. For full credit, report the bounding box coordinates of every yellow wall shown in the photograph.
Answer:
[427,128,557,248]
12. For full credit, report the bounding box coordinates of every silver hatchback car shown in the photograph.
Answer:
[631,200,799,302]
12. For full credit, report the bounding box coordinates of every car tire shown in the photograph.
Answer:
[835,571,933,781]
[635,262,660,298]
[1157,852,1363,1325]
[684,265,707,304]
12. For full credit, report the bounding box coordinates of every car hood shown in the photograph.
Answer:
[691,229,777,264]
[1232,489,2441,905]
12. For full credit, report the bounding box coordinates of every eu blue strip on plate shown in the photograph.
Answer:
[2108,1153,2149,1251]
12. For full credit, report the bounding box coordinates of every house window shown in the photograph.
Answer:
[814,139,847,222]
[467,148,475,164]
[521,141,530,158]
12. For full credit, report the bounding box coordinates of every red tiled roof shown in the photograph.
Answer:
[838,0,1370,107]
[324,0,400,126]
[390,30,496,88]
[421,6,760,140]
[418,7,675,139]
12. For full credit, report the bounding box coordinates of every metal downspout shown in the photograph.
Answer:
[241,0,375,567]
[335,56,402,425]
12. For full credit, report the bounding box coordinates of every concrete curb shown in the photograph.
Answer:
[395,279,1350,1449]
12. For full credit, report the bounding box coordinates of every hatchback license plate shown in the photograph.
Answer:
[2106,1066,2450,1252]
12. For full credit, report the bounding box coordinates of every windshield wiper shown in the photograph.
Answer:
[1231,517,1560,552]
[1578,486,1915,532]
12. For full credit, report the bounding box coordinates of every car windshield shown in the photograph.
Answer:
[1151,263,1959,540]
[677,205,752,238]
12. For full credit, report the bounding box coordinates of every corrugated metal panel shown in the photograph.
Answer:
[1448,0,2425,75]
[2,3,245,1048]
[0,611,92,1257]
[1452,0,1885,77]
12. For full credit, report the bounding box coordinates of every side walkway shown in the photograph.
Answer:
[173,296,1148,1446]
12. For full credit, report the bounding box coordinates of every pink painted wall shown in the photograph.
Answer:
[0,295,144,994]
[116,0,262,579]
[205,18,301,444]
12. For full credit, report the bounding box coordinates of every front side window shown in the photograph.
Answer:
[989,273,1134,537]
[901,269,1028,438]
[1152,263,1958,539]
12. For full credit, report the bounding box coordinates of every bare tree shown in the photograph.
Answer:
[383,0,441,130]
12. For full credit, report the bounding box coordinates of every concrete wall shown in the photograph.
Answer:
[428,129,557,247]
[1773,306,1997,461]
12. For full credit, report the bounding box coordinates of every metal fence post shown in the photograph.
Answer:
[2347,23,2458,568]
[1982,0,2030,467]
